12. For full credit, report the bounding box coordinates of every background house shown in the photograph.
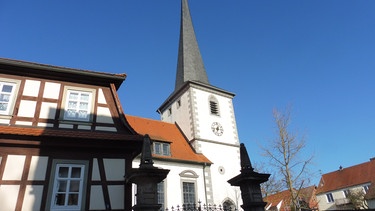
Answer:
[316,158,375,210]
[264,186,318,211]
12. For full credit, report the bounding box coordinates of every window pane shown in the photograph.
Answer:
[80,93,89,101]
[162,144,170,156]
[68,101,77,109]
[78,110,88,119]
[154,143,161,155]
[58,181,67,192]
[71,167,81,178]
[2,85,13,93]
[157,181,164,210]
[0,94,10,102]
[183,182,195,205]
[69,92,78,100]
[59,167,69,178]
[55,194,66,205]
[0,103,7,111]
[68,194,79,205]
[70,181,80,192]
[79,102,88,109]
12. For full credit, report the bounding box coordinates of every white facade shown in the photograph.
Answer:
[316,184,370,210]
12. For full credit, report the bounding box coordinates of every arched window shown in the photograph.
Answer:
[209,96,220,116]
[180,170,198,206]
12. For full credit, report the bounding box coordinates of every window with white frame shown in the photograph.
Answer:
[364,185,370,193]
[50,163,86,211]
[153,142,171,156]
[0,81,18,115]
[179,170,198,207]
[326,193,334,203]
[182,182,196,205]
[63,88,94,122]
[157,181,165,210]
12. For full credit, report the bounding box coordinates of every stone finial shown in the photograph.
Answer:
[240,143,254,172]
[140,134,155,168]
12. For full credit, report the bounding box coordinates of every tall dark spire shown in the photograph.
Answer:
[175,0,209,91]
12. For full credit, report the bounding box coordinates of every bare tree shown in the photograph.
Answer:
[262,107,314,211]
[254,162,284,197]
[347,189,369,210]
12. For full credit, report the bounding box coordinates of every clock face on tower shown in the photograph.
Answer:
[211,122,224,136]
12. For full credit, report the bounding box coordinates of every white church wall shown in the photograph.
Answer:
[198,141,241,207]
[132,159,208,207]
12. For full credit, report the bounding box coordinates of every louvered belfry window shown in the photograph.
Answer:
[209,96,220,116]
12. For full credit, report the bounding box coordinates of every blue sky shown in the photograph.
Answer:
[1,1,374,185]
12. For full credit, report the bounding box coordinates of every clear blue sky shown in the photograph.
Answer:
[1,1,374,185]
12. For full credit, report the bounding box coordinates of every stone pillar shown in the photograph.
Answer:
[126,135,170,211]
[228,143,270,211]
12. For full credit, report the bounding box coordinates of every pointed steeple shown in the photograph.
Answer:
[175,0,209,91]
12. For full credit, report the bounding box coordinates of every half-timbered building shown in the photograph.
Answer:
[0,58,143,211]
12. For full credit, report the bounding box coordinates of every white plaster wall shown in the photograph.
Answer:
[108,185,124,209]
[22,185,43,211]
[98,88,107,104]
[23,80,40,97]
[104,158,125,181]
[161,90,193,141]
[92,158,101,181]
[191,88,239,146]
[0,185,19,211]
[89,185,106,210]
[96,107,114,124]
[199,141,241,206]
[132,159,207,208]
[18,100,37,118]
[39,102,57,119]
[15,121,33,126]
[27,156,48,180]
[3,155,26,180]
[43,82,61,99]
[0,119,10,124]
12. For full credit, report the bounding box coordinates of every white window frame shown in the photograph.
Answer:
[61,86,96,122]
[153,142,171,156]
[0,78,20,116]
[182,182,196,206]
[47,160,89,211]
[326,193,334,203]
[157,181,165,210]
[179,170,198,207]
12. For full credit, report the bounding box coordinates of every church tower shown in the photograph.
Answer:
[158,0,241,207]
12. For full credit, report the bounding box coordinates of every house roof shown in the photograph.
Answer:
[264,186,318,211]
[316,158,375,195]
[0,125,143,141]
[0,57,126,89]
[264,189,292,210]
[125,115,212,165]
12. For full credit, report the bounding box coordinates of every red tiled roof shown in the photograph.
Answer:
[264,186,318,211]
[0,125,143,141]
[316,159,375,195]
[125,115,212,164]
[264,189,292,210]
